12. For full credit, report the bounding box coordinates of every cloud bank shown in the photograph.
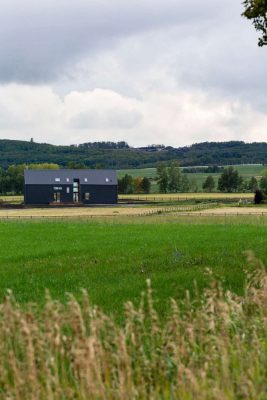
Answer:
[0,0,266,146]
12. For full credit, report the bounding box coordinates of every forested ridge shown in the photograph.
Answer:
[0,139,267,169]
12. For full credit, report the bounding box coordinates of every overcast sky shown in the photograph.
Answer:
[0,0,266,147]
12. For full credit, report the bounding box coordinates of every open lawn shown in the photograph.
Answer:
[0,218,266,318]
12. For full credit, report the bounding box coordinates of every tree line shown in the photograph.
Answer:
[0,164,59,195]
[155,164,267,195]
[1,162,267,198]
[1,139,267,170]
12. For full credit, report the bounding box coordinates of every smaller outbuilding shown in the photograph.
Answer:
[24,169,118,205]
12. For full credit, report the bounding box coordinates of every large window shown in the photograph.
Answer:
[72,179,80,202]
[83,193,90,200]
[73,193,79,202]
[54,192,60,203]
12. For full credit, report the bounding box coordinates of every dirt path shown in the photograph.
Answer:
[190,207,267,216]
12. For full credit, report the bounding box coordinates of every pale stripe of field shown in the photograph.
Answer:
[0,205,266,219]
[120,193,253,200]
[190,207,267,215]
[0,206,158,218]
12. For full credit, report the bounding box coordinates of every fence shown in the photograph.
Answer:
[120,196,253,203]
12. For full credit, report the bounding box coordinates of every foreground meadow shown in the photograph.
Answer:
[0,217,267,399]
[0,218,266,316]
[0,252,267,399]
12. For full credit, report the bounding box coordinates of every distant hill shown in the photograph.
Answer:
[0,139,266,169]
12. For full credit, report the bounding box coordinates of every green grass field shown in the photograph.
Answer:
[0,218,266,317]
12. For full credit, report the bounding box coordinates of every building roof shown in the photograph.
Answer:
[24,169,117,185]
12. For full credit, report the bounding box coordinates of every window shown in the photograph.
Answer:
[54,192,60,203]
[66,178,70,182]
[84,193,90,200]
[105,178,109,182]
[55,178,60,182]
[66,187,70,194]
[73,193,79,202]
[84,178,88,182]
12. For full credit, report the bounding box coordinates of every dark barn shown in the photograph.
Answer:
[24,169,118,205]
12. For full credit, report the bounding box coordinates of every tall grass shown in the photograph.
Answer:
[0,253,267,399]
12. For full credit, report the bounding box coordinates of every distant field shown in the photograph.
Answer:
[0,195,23,202]
[118,164,265,193]
[118,164,264,178]
[0,218,267,316]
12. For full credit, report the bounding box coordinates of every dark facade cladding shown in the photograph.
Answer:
[24,170,118,205]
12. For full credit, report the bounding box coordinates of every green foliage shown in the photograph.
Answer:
[202,175,216,192]
[180,174,190,192]
[140,177,151,194]
[260,169,267,194]
[243,0,267,46]
[133,177,143,194]
[167,162,181,192]
[247,176,259,192]
[118,175,151,194]
[118,174,134,194]
[67,161,86,169]
[217,167,243,193]
[254,189,264,204]
[189,177,199,192]
[1,139,267,169]
[156,164,169,193]
[157,162,202,193]
[0,163,60,194]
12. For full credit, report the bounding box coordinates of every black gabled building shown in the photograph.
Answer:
[24,169,118,205]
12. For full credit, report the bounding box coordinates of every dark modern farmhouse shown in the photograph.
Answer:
[24,169,118,205]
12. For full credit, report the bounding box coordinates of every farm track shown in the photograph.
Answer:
[0,204,215,219]
[0,204,266,219]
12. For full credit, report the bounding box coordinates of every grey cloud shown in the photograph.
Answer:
[68,109,142,130]
[0,0,230,83]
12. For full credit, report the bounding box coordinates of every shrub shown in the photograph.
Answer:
[255,189,264,204]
